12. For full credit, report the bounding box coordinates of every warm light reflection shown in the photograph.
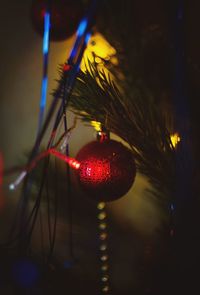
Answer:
[98,212,107,220]
[170,133,181,148]
[80,32,118,72]
[97,202,106,210]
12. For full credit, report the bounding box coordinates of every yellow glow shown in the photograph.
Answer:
[81,33,118,134]
[91,120,102,132]
[170,133,181,148]
[81,32,118,72]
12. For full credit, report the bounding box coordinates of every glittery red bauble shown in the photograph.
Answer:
[30,0,84,41]
[75,140,136,202]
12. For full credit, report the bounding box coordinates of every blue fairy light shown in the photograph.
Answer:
[43,12,50,55]
[76,18,88,37]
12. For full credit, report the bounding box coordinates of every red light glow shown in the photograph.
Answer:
[63,64,71,72]
[9,148,80,191]
[79,159,110,184]
[21,148,80,173]
[49,149,80,169]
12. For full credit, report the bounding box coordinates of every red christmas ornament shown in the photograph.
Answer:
[30,0,84,41]
[75,139,136,202]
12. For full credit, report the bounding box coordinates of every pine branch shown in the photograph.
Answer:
[64,0,178,204]
[68,60,176,203]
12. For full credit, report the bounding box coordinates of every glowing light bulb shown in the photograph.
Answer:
[91,120,102,132]
[170,133,181,148]
[80,32,118,73]
[76,18,88,37]
[9,184,15,191]
[9,171,27,191]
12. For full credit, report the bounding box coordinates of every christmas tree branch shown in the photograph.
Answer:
[68,60,176,203]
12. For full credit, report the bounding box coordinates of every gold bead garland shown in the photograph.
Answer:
[97,202,111,294]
